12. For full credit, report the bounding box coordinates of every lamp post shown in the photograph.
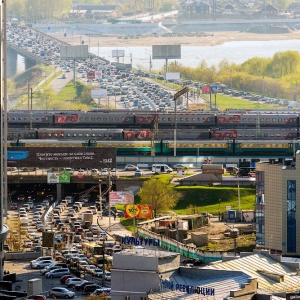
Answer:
[218,199,221,221]
[99,179,102,219]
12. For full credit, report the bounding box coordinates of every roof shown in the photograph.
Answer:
[149,268,252,299]
[206,252,300,293]
[119,248,178,259]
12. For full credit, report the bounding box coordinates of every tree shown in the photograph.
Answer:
[138,179,181,217]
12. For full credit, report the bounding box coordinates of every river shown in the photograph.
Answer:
[90,39,300,71]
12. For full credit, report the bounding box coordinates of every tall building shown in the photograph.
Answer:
[0,0,9,280]
[255,154,299,255]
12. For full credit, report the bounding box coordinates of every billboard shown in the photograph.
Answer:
[7,147,116,169]
[47,172,71,184]
[109,191,134,206]
[112,50,125,58]
[202,85,211,94]
[91,89,107,99]
[166,72,180,81]
[152,45,181,59]
[124,204,152,219]
[60,45,89,60]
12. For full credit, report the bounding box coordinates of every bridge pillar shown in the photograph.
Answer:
[24,58,36,70]
[57,184,62,200]
[7,47,17,78]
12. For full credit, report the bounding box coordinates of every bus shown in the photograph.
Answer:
[81,242,103,257]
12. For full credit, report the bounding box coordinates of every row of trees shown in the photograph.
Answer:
[7,0,178,22]
[165,50,300,101]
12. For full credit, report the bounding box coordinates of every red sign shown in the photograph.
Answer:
[202,85,211,94]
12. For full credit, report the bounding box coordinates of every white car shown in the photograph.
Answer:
[124,164,138,171]
[65,277,85,287]
[50,287,75,299]
[31,260,53,269]
[100,168,108,176]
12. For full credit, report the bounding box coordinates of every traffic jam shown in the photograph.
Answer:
[7,191,127,298]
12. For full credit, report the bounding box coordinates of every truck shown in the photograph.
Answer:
[82,212,93,224]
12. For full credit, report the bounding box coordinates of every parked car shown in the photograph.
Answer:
[31,260,53,269]
[173,164,188,171]
[50,287,74,299]
[83,284,101,295]
[74,281,94,291]
[26,295,47,300]
[60,274,75,284]
[45,268,70,278]
[65,277,85,287]
[92,288,111,296]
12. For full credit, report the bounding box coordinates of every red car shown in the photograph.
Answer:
[10,203,18,210]
[60,274,74,284]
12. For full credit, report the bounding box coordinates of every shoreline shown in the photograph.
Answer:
[56,31,300,47]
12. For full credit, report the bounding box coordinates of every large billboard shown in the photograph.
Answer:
[152,45,181,59]
[109,191,134,206]
[112,50,125,58]
[60,45,89,60]
[91,89,107,99]
[7,147,116,169]
[124,204,152,219]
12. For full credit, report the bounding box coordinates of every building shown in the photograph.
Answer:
[111,248,259,299]
[255,154,300,255]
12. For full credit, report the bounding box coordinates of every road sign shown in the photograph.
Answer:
[174,87,189,100]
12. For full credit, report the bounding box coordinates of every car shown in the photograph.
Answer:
[50,287,75,299]
[17,195,26,201]
[92,288,111,296]
[40,265,62,275]
[30,256,53,267]
[45,268,70,278]
[83,284,101,294]
[173,164,188,171]
[26,295,47,300]
[100,168,108,176]
[135,169,143,176]
[26,201,34,208]
[74,281,93,291]
[104,271,111,281]
[78,169,85,175]
[60,274,75,284]
[31,260,53,269]
[61,73,67,79]
[65,277,84,287]
[92,268,103,277]
[124,164,138,171]
[10,203,18,210]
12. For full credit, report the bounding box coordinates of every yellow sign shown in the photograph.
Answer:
[125,205,139,218]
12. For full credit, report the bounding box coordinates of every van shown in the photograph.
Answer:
[152,164,173,174]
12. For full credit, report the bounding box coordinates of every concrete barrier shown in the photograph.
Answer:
[4,251,41,260]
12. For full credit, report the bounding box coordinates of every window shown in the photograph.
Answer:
[287,180,296,253]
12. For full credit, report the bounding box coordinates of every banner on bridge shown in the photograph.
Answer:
[47,172,71,184]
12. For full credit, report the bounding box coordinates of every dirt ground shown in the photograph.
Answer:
[59,31,300,47]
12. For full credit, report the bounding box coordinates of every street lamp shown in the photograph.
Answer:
[99,179,102,219]
[218,199,221,221]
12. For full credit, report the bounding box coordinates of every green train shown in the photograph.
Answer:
[8,139,299,157]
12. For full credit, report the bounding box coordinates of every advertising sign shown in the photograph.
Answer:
[109,191,134,206]
[124,204,152,219]
[47,172,70,184]
[152,45,181,59]
[60,45,88,60]
[287,293,300,300]
[91,89,107,99]
[112,49,125,58]
[8,147,116,169]
[202,85,211,94]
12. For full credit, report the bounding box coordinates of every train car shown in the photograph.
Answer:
[7,110,55,126]
[8,139,86,148]
[134,112,216,128]
[53,111,135,128]
[234,140,297,156]
[161,140,234,156]
[217,113,299,127]
[211,128,299,140]
[94,140,159,155]
[8,128,38,140]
